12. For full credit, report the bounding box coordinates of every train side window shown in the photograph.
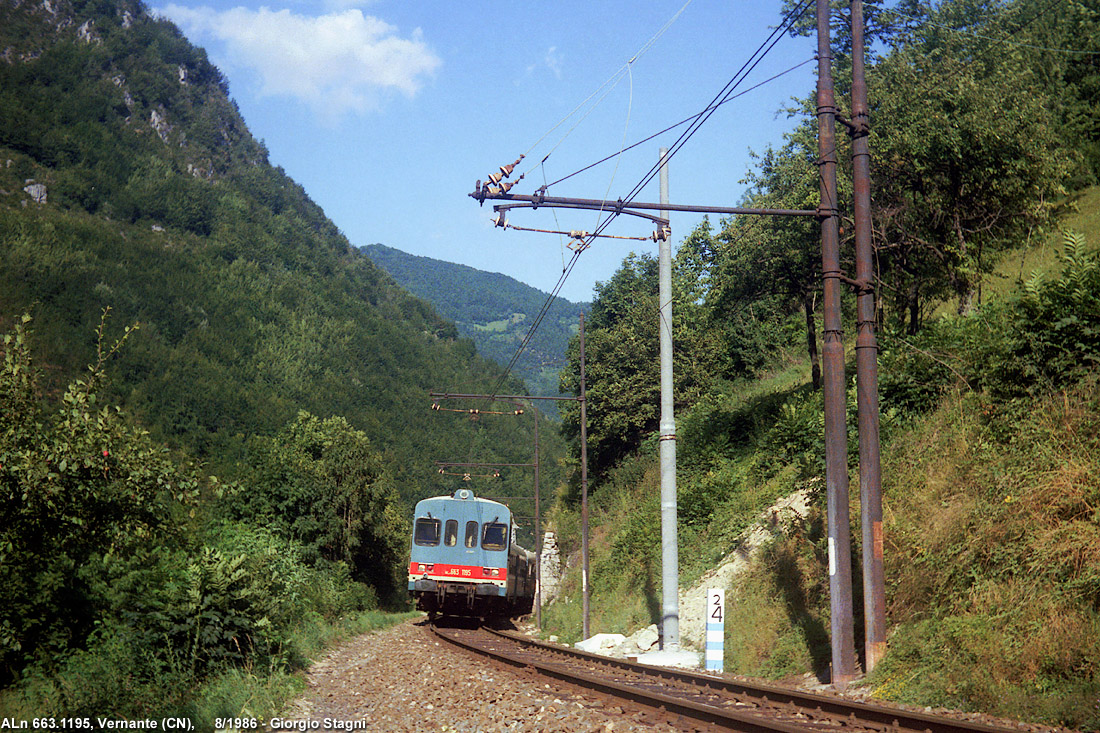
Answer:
[464,521,478,548]
[414,517,441,546]
[444,519,458,547]
[482,522,508,551]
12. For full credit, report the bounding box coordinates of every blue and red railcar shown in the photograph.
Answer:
[408,489,536,618]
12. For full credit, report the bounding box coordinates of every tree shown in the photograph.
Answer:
[870,0,1075,320]
[707,120,830,388]
[237,411,407,600]
[0,314,197,678]
[559,249,734,481]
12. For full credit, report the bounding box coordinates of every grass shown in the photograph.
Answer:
[540,187,1100,730]
[0,610,420,729]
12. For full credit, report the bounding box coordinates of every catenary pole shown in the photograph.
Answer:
[579,313,590,639]
[657,147,680,651]
[849,0,886,674]
[534,402,542,630]
[817,0,857,688]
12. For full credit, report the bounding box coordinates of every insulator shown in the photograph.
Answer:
[432,402,440,410]
[438,467,445,474]
[568,230,588,239]
[568,236,590,253]
[462,473,472,482]
[487,171,505,185]
[491,211,508,228]
[499,179,518,194]
[486,185,503,196]
[652,226,671,242]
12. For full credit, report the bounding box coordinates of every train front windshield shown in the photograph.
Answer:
[481,522,508,551]
[415,518,441,546]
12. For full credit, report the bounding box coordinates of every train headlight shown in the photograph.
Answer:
[483,567,500,578]
[418,563,434,574]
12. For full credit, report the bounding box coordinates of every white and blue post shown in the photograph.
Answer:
[706,588,725,672]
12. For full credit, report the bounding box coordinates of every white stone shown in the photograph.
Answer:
[538,531,563,605]
[574,633,625,654]
[635,649,701,669]
[23,183,46,203]
[634,624,659,652]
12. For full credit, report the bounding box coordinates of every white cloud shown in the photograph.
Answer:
[159,5,440,120]
[544,46,563,79]
[519,45,564,86]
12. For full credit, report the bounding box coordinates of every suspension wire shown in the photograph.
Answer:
[607,0,814,219]
[519,0,696,175]
[432,403,525,416]
[438,469,502,480]
[541,160,567,271]
[483,0,813,404]
[591,59,635,235]
[485,248,584,402]
[545,56,815,191]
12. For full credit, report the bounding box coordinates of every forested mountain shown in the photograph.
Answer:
[0,0,569,715]
[0,0,562,505]
[362,243,588,408]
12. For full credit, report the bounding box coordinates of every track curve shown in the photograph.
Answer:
[429,623,1032,733]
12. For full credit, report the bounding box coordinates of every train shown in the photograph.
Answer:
[408,488,536,619]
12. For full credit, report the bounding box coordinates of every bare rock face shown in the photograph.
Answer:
[539,530,562,605]
[23,181,47,204]
[77,19,99,44]
[678,485,814,650]
[150,107,171,143]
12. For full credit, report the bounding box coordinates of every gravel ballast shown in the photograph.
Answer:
[277,618,680,732]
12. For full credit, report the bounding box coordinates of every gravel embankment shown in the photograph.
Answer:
[277,618,683,732]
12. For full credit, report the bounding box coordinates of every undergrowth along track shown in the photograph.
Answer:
[429,623,1030,733]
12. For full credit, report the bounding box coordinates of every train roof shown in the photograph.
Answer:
[414,489,511,516]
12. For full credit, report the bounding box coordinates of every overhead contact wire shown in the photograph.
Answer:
[487,0,812,403]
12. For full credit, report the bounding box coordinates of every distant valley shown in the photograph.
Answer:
[363,244,589,414]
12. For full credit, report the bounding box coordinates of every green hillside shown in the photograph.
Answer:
[362,243,589,410]
[544,1,1100,728]
[0,1,565,718]
[0,0,562,506]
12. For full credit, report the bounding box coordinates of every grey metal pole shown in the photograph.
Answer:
[657,147,680,651]
[850,0,886,674]
[579,314,590,639]
[817,0,857,689]
[534,403,542,630]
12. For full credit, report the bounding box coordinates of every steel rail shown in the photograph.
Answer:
[430,624,1027,733]
[432,625,806,732]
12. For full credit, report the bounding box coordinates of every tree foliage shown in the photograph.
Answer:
[235,411,407,600]
[0,315,198,677]
[0,0,563,506]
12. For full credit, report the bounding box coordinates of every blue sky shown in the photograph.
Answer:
[154,1,820,303]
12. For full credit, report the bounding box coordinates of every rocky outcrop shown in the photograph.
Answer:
[677,485,814,650]
[539,530,562,605]
[23,180,47,204]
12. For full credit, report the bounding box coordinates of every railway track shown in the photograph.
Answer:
[430,623,1029,733]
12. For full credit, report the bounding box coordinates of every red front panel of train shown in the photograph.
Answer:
[408,562,507,581]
